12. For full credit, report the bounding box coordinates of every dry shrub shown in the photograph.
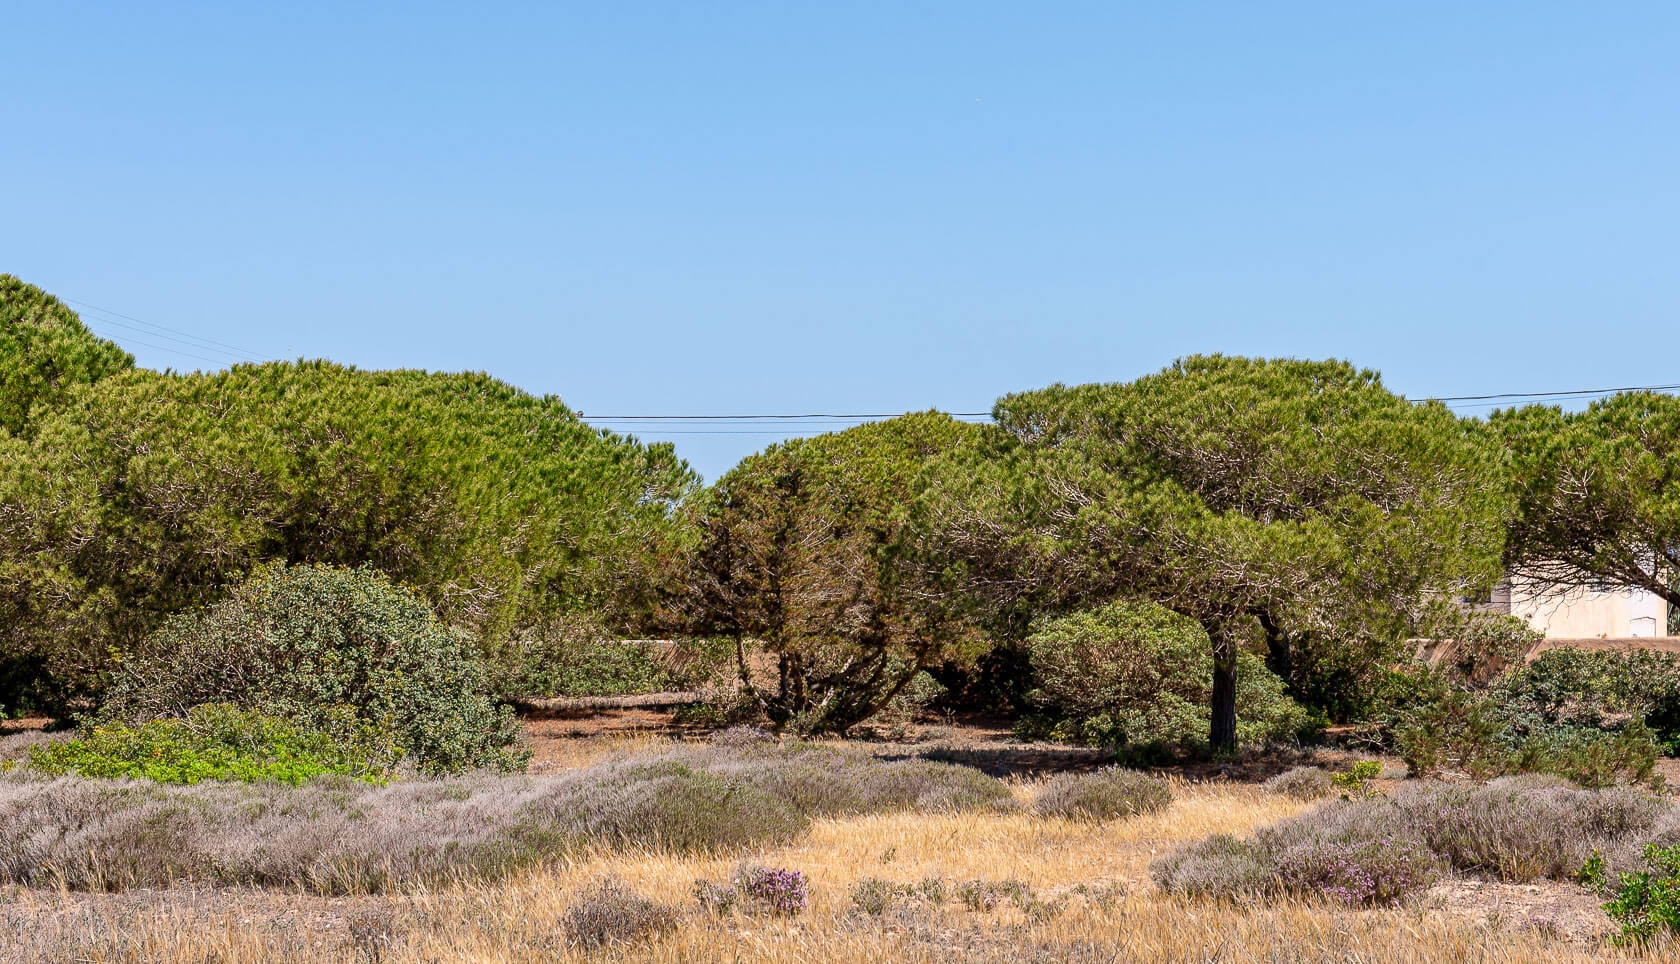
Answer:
[1149,834,1274,898]
[1266,766,1332,801]
[1154,775,1673,905]
[1032,766,1171,821]
[0,741,1011,892]
[561,876,680,949]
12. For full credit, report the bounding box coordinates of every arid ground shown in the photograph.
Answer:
[1,711,1668,963]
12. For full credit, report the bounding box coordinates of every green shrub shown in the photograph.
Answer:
[484,615,667,698]
[100,563,527,775]
[1599,844,1680,946]
[1493,649,1680,754]
[1032,766,1172,821]
[1331,761,1383,799]
[1018,601,1317,750]
[27,703,390,785]
[1396,684,1658,786]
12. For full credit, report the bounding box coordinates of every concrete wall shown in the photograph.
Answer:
[1507,573,1669,638]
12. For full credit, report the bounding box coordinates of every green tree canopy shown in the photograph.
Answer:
[1496,391,1680,617]
[0,360,695,715]
[0,275,133,439]
[937,356,1506,749]
[675,411,989,733]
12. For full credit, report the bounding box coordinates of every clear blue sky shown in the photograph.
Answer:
[6,3,1677,480]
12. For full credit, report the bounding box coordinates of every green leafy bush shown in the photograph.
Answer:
[100,562,527,775]
[27,703,389,785]
[1599,844,1680,946]
[1395,683,1658,787]
[1493,648,1680,754]
[1018,601,1317,750]
[1032,766,1172,821]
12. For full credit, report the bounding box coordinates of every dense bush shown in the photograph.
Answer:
[1265,766,1332,801]
[1017,601,1317,750]
[1153,777,1671,905]
[562,877,681,949]
[99,563,526,775]
[0,740,1014,892]
[0,358,694,716]
[26,703,390,785]
[1032,766,1172,821]
[1395,683,1659,787]
[1492,648,1680,753]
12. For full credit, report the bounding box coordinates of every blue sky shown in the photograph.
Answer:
[6,3,1678,479]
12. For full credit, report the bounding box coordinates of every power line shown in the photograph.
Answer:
[65,297,266,361]
[1428,383,1680,403]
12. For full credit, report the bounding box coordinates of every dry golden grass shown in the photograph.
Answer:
[1,775,1660,963]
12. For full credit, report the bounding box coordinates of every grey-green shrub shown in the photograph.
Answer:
[1033,766,1171,821]
[1265,766,1332,801]
[1152,776,1673,905]
[1019,601,1315,748]
[0,740,1014,892]
[99,562,526,775]
[562,877,680,949]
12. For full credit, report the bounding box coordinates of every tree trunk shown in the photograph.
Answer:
[1254,609,1292,692]
[1207,623,1239,752]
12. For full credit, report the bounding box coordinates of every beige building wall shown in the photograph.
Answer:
[1507,573,1668,638]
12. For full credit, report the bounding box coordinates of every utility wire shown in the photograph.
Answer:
[66,297,267,361]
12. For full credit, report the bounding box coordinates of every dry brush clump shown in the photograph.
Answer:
[1031,766,1172,821]
[1265,765,1333,801]
[1153,775,1674,906]
[0,740,1012,893]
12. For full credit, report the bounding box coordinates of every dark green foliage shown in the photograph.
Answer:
[1016,600,1317,748]
[1031,766,1172,821]
[677,412,990,733]
[1493,648,1680,753]
[937,356,1507,749]
[0,359,695,715]
[27,703,390,785]
[1497,393,1680,616]
[1395,684,1658,787]
[0,275,132,440]
[100,563,527,775]
[1600,845,1680,946]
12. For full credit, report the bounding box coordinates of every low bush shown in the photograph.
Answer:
[1149,834,1274,898]
[0,741,1012,892]
[100,563,526,775]
[1493,648,1680,754]
[26,703,391,785]
[1018,601,1317,750]
[1599,844,1680,947]
[1271,837,1442,905]
[1032,766,1171,821]
[733,866,809,915]
[1265,766,1332,801]
[1152,777,1672,906]
[562,876,681,949]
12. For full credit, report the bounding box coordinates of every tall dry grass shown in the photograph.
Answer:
[0,778,1654,963]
